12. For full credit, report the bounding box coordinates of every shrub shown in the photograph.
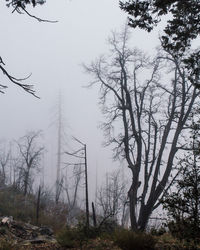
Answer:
[56,227,78,248]
[101,219,121,233]
[0,187,35,223]
[157,232,200,250]
[0,186,67,232]
[113,229,156,250]
[56,226,89,248]
[150,226,166,236]
[162,121,200,244]
[167,219,200,243]
[0,239,17,250]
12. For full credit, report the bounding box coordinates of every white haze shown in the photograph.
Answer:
[0,0,161,202]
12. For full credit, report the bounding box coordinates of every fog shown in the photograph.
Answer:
[0,0,161,201]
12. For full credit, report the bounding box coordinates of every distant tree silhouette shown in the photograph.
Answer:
[97,169,128,226]
[16,131,44,196]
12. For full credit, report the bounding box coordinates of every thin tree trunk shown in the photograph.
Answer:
[128,184,138,231]
[92,202,97,227]
[36,185,41,225]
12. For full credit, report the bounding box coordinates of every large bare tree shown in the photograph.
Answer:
[85,27,200,231]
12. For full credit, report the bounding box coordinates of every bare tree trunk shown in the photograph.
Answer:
[36,185,41,224]
[24,170,30,196]
[56,92,62,204]
[128,183,138,231]
[92,202,97,227]
[85,26,200,231]
[84,144,89,230]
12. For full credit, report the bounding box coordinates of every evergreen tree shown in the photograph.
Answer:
[162,114,200,241]
[6,0,45,8]
[120,0,200,89]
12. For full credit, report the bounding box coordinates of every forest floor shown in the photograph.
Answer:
[0,217,200,250]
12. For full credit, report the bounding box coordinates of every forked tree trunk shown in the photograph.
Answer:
[85,26,199,232]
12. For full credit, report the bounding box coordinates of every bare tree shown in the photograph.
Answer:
[0,142,10,187]
[84,27,200,231]
[97,169,128,226]
[62,164,83,225]
[55,92,66,204]
[16,131,44,196]
[64,138,89,229]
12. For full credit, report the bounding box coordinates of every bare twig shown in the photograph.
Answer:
[18,5,58,23]
[0,58,39,98]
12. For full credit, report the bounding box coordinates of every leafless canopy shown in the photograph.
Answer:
[84,26,200,231]
[16,131,44,195]
[96,169,128,227]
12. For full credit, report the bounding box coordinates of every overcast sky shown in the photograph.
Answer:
[0,0,161,200]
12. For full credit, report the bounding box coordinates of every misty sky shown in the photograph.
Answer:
[0,0,161,200]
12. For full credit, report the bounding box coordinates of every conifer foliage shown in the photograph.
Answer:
[162,114,200,241]
[5,0,45,8]
[120,0,200,88]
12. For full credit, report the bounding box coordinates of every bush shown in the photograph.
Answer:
[56,227,78,248]
[113,229,156,250]
[157,232,200,250]
[56,225,89,248]
[0,186,67,232]
[86,226,100,239]
[150,226,166,236]
[167,219,200,243]
[0,239,17,250]
[0,187,35,222]
[162,123,200,244]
